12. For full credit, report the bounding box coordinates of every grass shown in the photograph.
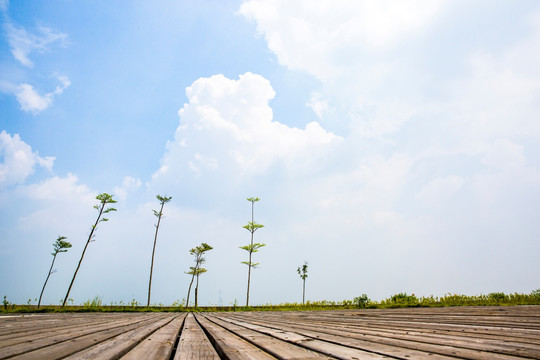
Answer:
[2,290,540,314]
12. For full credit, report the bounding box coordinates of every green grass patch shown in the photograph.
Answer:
[2,290,540,314]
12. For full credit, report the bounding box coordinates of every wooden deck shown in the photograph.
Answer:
[1,306,539,359]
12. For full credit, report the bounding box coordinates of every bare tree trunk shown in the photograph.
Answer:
[246,248,252,306]
[302,278,306,305]
[147,202,165,307]
[195,274,200,308]
[186,273,195,307]
[38,254,57,308]
[63,204,104,307]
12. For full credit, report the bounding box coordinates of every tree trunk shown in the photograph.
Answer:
[246,201,254,306]
[63,204,104,307]
[195,274,200,308]
[186,273,195,307]
[147,202,165,307]
[302,278,306,305]
[246,248,252,306]
[38,254,57,308]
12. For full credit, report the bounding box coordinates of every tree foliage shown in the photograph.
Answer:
[147,194,172,307]
[38,236,72,308]
[297,261,308,304]
[241,197,265,306]
[185,242,213,307]
[63,193,117,306]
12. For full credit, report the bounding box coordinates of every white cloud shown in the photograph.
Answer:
[306,92,331,119]
[20,173,94,203]
[15,75,71,113]
[415,176,466,205]
[15,174,97,241]
[152,72,341,187]
[4,22,68,68]
[0,130,54,187]
[240,0,444,79]
[15,84,51,113]
[113,176,142,201]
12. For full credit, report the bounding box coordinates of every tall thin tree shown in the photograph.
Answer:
[147,194,172,307]
[63,193,117,306]
[297,261,308,305]
[38,236,72,308]
[240,197,265,306]
[185,243,213,307]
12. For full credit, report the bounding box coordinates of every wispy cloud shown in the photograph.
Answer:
[4,22,68,68]
[15,75,70,114]
[0,0,8,12]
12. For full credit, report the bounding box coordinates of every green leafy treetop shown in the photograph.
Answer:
[93,193,117,223]
[297,262,308,280]
[52,236,72,255]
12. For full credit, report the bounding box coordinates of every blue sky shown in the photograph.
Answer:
[1,0,539,306]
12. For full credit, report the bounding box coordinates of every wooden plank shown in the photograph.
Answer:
[120,314,186,360]
[211,313,454,360]
[0,313,139,339]
[194,314,276,360]
[6,317,164,360]
[237,311,540,356]
[222,312,537,360]
[0,313,152,348]
[202,314,338,359]
[274,307,540,344]
[62,314,178,360]
[0,314,160,359]
[174,313,220,360]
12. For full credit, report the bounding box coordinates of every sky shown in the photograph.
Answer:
[1,0,539,307]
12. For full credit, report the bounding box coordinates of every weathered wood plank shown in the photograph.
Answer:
[234,311,540,357]
[6,318,160,360]
[0,313,140,339]
[195,314,276,360]
[174,313,220,360]
[212,313,455,360]
[222,310,540,360]
[0,313,154,348]
[202,314,338,359]
[0,314,158,359]
[120,314,185,360]
[62,314,177,360]
[1,306,538,360]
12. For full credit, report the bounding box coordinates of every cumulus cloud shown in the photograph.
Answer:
[15,75,71,113]
[240,0,444,79]
[113,176,142,201]
[0,130,54,187]
[232,1,540,299]
[152,72,341,188]
[4,21,68,68]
